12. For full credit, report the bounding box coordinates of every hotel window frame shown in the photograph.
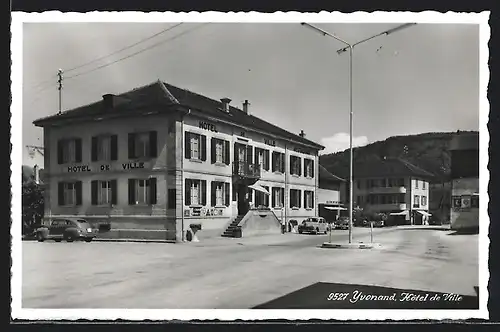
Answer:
[422,181,426,190]
[272,151,285,173]
[210,138,230,165]
[304,159,314,178]
[185,132,207,162]
[304,190,314,209]
[290,189,301,209]
[271,187,285,208]
[128,178,157,205]
[415,179,419,189]
[210,181,230,207]
[290,155,302,176]
[255,147,270,172]
[92,134,118,162]
[57,138,82,165]
[184,179,207,207]
[91,179,117,206]
[58,181,82,206]
[128,131,157,159]
[413,195,420,208]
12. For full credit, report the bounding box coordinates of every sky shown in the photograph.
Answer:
[21,21,480,167]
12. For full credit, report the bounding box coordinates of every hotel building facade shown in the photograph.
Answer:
[33,81,325,241]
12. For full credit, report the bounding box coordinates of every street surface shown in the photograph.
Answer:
[22,226,479,309]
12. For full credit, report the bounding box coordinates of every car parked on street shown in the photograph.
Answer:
[36,218,97,242]
[298,217,329,234]
[334,217,350,230]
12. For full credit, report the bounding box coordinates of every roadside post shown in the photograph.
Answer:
[329,221,332,243]
[370,221,374,243]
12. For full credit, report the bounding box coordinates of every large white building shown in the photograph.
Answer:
[33,81,325,241]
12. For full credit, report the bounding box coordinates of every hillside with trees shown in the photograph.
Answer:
[319,131,478,182]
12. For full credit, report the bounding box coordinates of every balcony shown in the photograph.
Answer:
[233,161,261,179]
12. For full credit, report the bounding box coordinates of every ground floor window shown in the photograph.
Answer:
[58,181,82,206]
[128,178,157,205]
[91,180,117,205]
[185,179,207,206]
[413,195,420,208]
[255,186,270,208]
[211,181,230,206]
[290,189,301,208]
[272,187,284,208]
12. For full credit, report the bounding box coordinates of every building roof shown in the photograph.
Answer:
[319,164,346,182]
[449,132,479,151]
[33,81,324,150]
[353,158,436,179]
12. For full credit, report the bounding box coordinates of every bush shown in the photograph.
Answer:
[22,181,44,236]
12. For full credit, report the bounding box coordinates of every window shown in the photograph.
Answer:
[211,181,230,206]
[166,189,176,209]
[210,138,230,165]
[414,195,420,208]
[272,187,285,208]
[422,181,426,189]
[421,196,427,206]
[185,179,207,206]
[415,179,419,189]
[255,186,270,208]
[272,151,285,173]
[58,181,82,206]
[92,135,118,161]
[304,191,314,209]
[185,132,207,161]
[356,181,361,189]
[128,131,157,159]
[91,180,117,205]
[290,156,302,176]
[128,178,157,205]
[255,148,270,171]
[290,189,301,208]
[57,138,82,164]
[304,159,314,178]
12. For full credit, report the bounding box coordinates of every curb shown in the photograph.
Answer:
[320,242,381,249]
[93,238,177,244]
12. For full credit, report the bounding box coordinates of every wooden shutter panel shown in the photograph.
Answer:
[298,158,302,176]
[264,150,270,171]
[248,188,253,202]
[298,190,302,208]
[149,177,157,205]
[200,135,207,161]
[281,154,285,173]
[91,137,98,162]
[75,139,82,163]
[185,179,191,206]
[91,180,98,205]
[281,188,285,206]
[224,183,230,206]
[128,133,136,159]
[289,156,293,174]
[246,146,253,165]
[289,189,293,207]
[211,138,216,164]
[211,182,216,206]
[184,132,191,159]
[75,181,82,205]
[304,191,307,209]
[128,179,135,205]
[149,131,157,158]
[201,180,207,205]
[111,135,118,161]
[58,182,64,205]
[111,180,117,205]
[272,152,276,172]
[311,160,315,177]
[311,191,314,207]
[224,140,230,165]
[271,188,275,207]
[57,140,63,164]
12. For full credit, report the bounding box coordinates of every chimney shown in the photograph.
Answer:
[242,100,250,114]
[33,165,39,184]
[102,94,115,109]
[221,98,231,112]
[299,130,306,138]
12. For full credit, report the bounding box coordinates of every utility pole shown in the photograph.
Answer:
[57,69,63,114]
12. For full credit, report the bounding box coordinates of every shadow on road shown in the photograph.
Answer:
[253,282,479,309]
[447,229,479,236]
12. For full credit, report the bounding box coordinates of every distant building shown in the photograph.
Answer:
[449,132,479,231]
[352,158,435,225]
[317,165,346,222]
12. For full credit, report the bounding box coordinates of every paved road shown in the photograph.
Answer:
[22,226,478,309]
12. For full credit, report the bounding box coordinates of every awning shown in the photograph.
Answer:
[324,206,347,211]
[248,183,270,196]
[389,211,409,216]
[417,211,432,217]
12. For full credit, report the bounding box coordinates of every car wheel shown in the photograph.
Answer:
[299,230,303,234]
[36,233,44,242]
[84,238,93,243]
[54,239,62,242]
[64,234,74,242]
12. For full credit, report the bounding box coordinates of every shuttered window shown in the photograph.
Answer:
[128,178,157,205]
[185,179,207,206]
[57,138,82,164]
[185,132,207,161]
[128,131,157,159]
[92,135,118,161]
[58,181,82,206]
[290,189,301,208]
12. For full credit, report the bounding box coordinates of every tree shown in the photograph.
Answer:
[22,180,44,235]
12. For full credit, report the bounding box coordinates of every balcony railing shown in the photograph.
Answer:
[233,161,261,178]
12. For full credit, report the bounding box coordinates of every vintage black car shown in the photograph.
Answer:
[298,217,330,234]
[36,218,97,242]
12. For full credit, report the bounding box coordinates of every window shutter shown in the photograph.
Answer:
[264,187,269,207]
[272,188,276,207]
[75,181,82,205]
[248,189,253,202]
[91,137,98,162]
[128,179,135,205]
[58,182,64,205]
[281,188,285,206]
[184,132,191,159]
[57,140,63,164]
[246,146,253,165]
[111,135,118,160]
[224,183,230,206]
[91,180,98,205]
[211,138,216,164]
[111,180,117,205]
[224,141,230,165]
[298,158,302,176]
[128,133,136,159]
[211,182,216,206]
[149,177,157,205]
[185,179,191,206]
[200,135,207,161]
[201,180,207,205]
[289,190,293,207]
[272,152,277,172]
[304,191,307,209]
[298,190,302,208]
[281,154,285,173]
[149,131,157,158]
[264,150,270,170]
[75,139,82,163]
[311,191,314,207]
[290,156,293,174]
[311,160,315,178]
[254,148,259,164]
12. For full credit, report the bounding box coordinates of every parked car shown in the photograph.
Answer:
[298,217,329,234]
[373,220,385,228]
[36,218,97,242]
[335,217,350,230]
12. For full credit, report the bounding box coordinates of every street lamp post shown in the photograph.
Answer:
[301,22,416,244]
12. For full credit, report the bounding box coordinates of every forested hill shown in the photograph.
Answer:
[319,131,479,182]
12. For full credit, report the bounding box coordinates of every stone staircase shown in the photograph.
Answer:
[221,215,245,238]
